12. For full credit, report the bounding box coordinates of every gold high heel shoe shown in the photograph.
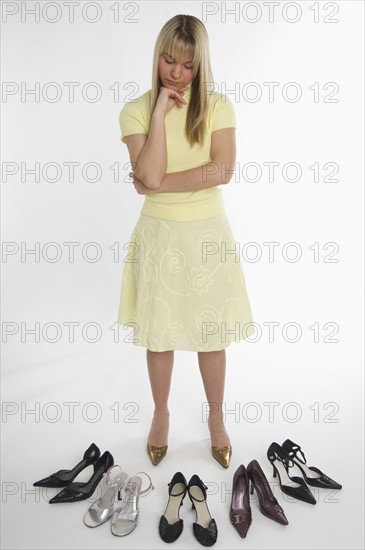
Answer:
[147,444,168,466]
[207,415,232,468]
[212,445,232,468]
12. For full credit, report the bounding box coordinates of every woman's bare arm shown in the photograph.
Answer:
[124,109,167,189]
[156,127,236,192]
[124,87,187,189]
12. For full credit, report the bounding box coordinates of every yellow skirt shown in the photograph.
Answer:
[117,188,255,351]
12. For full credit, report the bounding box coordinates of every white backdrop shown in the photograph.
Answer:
[1,1,364,549]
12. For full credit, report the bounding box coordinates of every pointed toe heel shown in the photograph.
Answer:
[49,450,114,503]
[267,442,316,505]
[147,444,168,466]
[211,445,232,469]
[282,439,342,490]
[229,464,252,538]
[33,443,100,488]
[247,459,288,525]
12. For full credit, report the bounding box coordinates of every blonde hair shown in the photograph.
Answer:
[150,15,214,146]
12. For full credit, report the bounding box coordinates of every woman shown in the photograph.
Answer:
[118,14,255,468]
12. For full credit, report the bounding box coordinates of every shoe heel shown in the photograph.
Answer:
[158,472,187,543]
[281,438,342,490]
[188,475,217,546]
[49,451,114,504]
[267,442,317,505]
[33,443,101,488]
[246,459,289,525]
[229,465,251,538]
[83,464,127,527]
[118,489,123,500]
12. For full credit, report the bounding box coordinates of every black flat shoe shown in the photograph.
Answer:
[267,443,316,505]
[49,451,114,503]
[187,475,218,547]
[159,472,187,543]
[282,439,342,490]
[33,443,100,488]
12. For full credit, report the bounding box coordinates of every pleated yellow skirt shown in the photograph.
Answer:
[117,188,255,351]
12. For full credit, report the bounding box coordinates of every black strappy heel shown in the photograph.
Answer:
[267,442,316,505]
[33,443,100,488]
[282,439,342,489]
[159,471,187,543]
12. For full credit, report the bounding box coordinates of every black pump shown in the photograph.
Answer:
[282,439,342,489]
[49,451,114,503]
[33,443,100,488]
[267,442,316,505]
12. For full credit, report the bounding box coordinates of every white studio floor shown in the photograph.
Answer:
[1,338,363,550]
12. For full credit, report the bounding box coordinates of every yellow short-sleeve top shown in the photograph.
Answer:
[118,81,236,217]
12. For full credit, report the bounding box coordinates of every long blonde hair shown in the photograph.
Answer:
[150,15,214,146]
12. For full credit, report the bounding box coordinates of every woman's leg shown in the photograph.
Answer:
[146,349,174,447]
[197,349,231,449]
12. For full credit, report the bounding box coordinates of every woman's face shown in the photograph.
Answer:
[158,51,194,92]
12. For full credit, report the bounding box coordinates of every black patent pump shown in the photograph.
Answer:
[267,442,316,505]
[33,443,100,488]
